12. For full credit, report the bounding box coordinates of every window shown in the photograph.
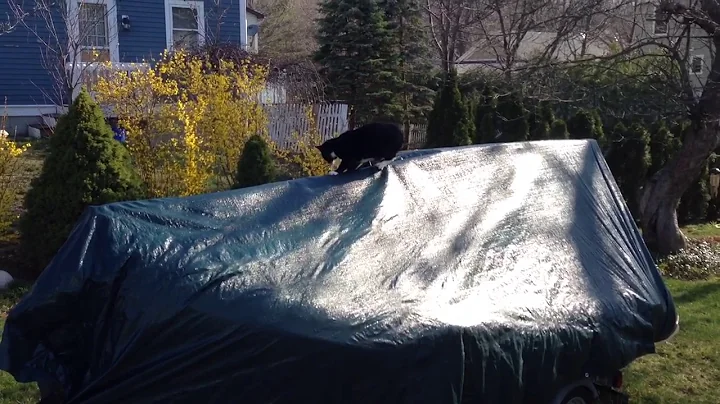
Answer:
[68,0,118,63]
[691,55,704,74]
[652,8,668,35]
[78,2,110,62]
[166,0,205,49]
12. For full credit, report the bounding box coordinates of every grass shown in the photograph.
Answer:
[0,139,45,403]
[624,278,720,403]
[681,222,720,240]
[0,283,39,404]
[0,140,47,281]
[0,279,718,403]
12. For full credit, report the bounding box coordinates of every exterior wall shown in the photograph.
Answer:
[118,0,244,62]
[247,12,260,53]
[0,0,250,123]
[0,7,66,109]
[636,2,714,95]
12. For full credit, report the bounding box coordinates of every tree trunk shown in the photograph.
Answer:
[639,40,720,254]
[639,128,715,254]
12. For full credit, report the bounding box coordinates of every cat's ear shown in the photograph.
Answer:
[315,145,322,151]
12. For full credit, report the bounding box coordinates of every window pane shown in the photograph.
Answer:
[173,30,200,48]
[654,21,667,34]
[172,7,198,30]
[79,3,108,47]
[692,57,703,73]
[80,49,110,63]
[653,9,667,34]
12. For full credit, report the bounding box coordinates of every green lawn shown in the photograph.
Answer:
[624,278,720,403]
[1,279,719,403]
[680,222,720,239]
[0,283,38,404]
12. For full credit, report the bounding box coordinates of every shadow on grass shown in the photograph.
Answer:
[0,281,31,316]
[672,281,720,304]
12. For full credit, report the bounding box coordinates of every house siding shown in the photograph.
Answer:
[636,3,714,94]
[0,0,246,113]
[117,0,166,61]
[0,7,66,107]
[118,0,243,62]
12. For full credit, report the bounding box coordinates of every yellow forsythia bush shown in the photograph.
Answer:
[94,50,273,197]
[0,130,30,235]
[292,107,333,177]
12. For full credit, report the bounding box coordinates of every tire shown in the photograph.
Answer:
[560,386,597,404]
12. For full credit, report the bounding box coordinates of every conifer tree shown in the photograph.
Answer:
[478,114,497,143]
[426,69,472,147]
[649,123,681,177]
[550,119,569,139]
[590,109,606,147]
[606,122,651,217]
[496,94,528,142]
[315,0,398,126]
[235,135,276,189]
[474,86,497,143]
[528,105,551,141]
[540,101,555,127]
[19,89,143,274]
[379,0,434,131]
[567,109,595,140]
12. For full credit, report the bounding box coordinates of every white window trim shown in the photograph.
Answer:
[649,7,668,36]
[690,54,705,75]
[165,0,205,50]
[67,0,120,63]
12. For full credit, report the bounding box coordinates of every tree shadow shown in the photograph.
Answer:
[556,139,679,377]
[672,282,720,304]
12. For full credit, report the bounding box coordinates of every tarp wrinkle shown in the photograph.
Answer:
[0,140,677,403]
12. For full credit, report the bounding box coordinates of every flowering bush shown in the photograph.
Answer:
[94,49,272,197]
[290,107,334,177]
[0,115,29,235]
[658,239,720,280]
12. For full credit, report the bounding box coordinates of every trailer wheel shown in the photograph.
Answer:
[560,386,596,404]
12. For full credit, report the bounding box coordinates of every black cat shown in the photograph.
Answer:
[315,122,404,174]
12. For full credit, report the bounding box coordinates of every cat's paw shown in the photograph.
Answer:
[328,170,338,176]
[375,160,391,170]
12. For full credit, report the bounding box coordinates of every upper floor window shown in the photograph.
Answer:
[79,2,109,61]
[691,55,704,74]
[652,7,668,35]
[166,0,205,49]
[68,0,118,63]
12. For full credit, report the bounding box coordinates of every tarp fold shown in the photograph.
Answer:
[0,140,677,403]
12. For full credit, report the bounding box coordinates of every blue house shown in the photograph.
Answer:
[0,0,264,136]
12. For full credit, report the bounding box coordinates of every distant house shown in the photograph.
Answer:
[454,30,610,75]
[634,2,710,98]
[0,0,264,135]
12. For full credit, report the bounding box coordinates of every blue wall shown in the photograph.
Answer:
[0,5,66,106]
[118,0,243,61]
[0,0,244,107]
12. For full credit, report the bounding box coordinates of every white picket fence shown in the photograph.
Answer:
[407,123,427,149]
[266,103,348,151]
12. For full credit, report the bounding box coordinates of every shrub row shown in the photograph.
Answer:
[426,70,711,226]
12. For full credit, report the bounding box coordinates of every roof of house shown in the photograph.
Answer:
[246,6,265,19]
[456,30,609,71]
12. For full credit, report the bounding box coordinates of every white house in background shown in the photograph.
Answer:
[0,0,264,136]
[454,31,610,75]
[634,2,711,98]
